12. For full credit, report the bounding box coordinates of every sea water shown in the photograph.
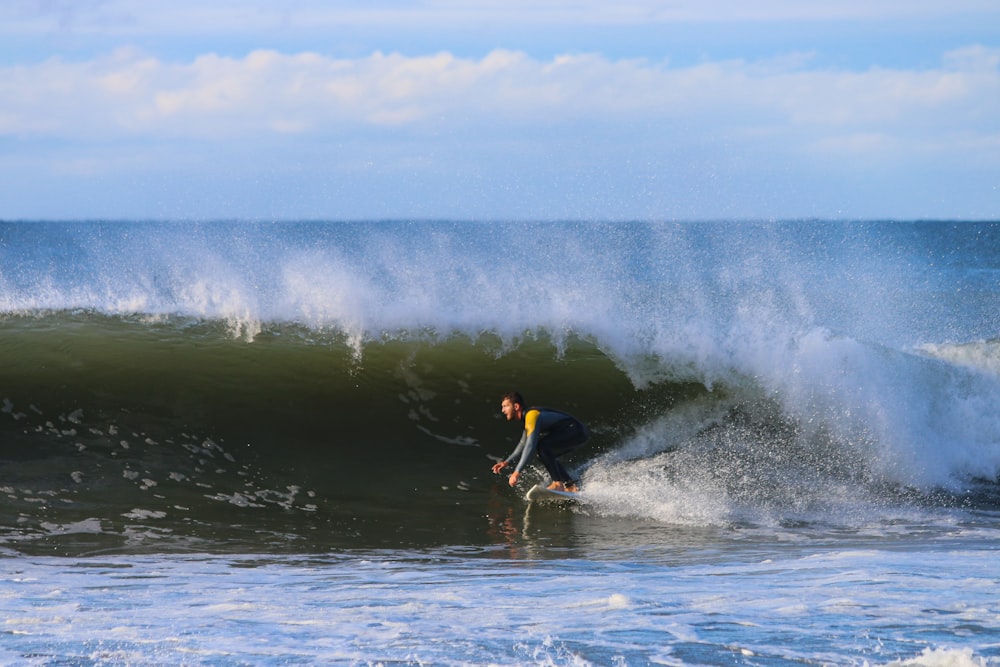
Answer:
[1,220,998,665]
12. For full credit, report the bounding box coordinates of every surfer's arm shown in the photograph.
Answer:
[492,410,540,486]
[503,432,527,467]
[509,410,541,474]
[492,429,526,476]
[512,432,539,473]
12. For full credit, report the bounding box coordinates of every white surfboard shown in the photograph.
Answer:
[525,483,582,502]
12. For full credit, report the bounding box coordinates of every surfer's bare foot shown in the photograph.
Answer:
[564,483,579,493]
[547,481,566,491]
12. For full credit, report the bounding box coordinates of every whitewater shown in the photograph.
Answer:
[0,220,998,665]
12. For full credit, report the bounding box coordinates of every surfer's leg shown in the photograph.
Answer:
[536,448,573,484]
[537,421,588,484]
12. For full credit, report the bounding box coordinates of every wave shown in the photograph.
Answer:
[2,311,998,554]
[1,221,999,553]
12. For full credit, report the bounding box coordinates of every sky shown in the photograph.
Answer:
[1,1,998,221]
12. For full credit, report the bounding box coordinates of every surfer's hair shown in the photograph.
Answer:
[502,391,525,408]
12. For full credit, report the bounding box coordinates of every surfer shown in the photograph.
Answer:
[491,391,589,492]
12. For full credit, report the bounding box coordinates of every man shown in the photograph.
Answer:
[491,391,589,492]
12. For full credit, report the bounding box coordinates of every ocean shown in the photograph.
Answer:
[1,220,998,666]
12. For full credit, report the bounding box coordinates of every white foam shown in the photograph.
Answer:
[881,647,996,667]
[919,339,1000,377]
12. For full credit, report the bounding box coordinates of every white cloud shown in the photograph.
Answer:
[1,39,997,221]
[2,46,995,160]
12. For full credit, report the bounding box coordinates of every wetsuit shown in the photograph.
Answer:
[504,407,589,484]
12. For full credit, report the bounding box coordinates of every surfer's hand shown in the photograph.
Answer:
[508,470,520,487]
[492,461,508,475]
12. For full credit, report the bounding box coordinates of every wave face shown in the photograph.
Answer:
[1,220,999,554]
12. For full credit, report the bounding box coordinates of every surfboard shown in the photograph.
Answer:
[525,484,582,502]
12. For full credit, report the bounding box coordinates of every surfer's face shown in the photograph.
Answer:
[500,399,519,421]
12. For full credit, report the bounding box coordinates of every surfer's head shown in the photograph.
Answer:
[500,392,525,421]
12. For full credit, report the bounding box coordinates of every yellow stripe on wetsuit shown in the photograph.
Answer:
[524,409,540,435]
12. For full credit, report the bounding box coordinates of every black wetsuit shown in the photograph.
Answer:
[504,407,589,484]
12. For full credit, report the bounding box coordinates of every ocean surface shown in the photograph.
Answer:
[1,220,998,666]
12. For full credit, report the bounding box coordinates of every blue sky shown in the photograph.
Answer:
[2,1,998,221]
